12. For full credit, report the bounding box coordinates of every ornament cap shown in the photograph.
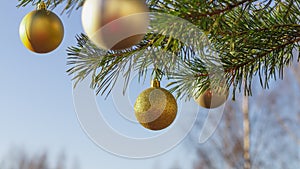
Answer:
[151,79,160,88]
[37,1,47,10]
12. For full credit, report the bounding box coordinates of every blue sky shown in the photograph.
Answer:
[0,1,196,168]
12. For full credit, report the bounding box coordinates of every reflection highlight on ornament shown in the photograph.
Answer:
[135,89,168,124]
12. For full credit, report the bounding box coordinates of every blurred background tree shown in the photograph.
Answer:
[183,62,300,169]
[0,149,79,169]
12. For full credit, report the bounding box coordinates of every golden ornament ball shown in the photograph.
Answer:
[195,88,229,109]
[81,0,149,50]
[134,80,177,131]
[19,2,64,54]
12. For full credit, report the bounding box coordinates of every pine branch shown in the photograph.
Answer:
[17,0,84,14]
[64,0,300,100]
[168,1,300,100]
[67,32,194,97]
[188,0,253,17]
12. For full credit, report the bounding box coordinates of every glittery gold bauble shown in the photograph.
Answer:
[134,80,177,130]
[81,0,149,50]
[195,88,229,109]
[19,2,64,54]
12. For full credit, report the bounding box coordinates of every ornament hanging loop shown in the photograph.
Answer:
[37,1,47,10]
[151,79,160,88]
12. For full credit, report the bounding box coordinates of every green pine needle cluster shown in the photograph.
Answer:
[18,0,300,100]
